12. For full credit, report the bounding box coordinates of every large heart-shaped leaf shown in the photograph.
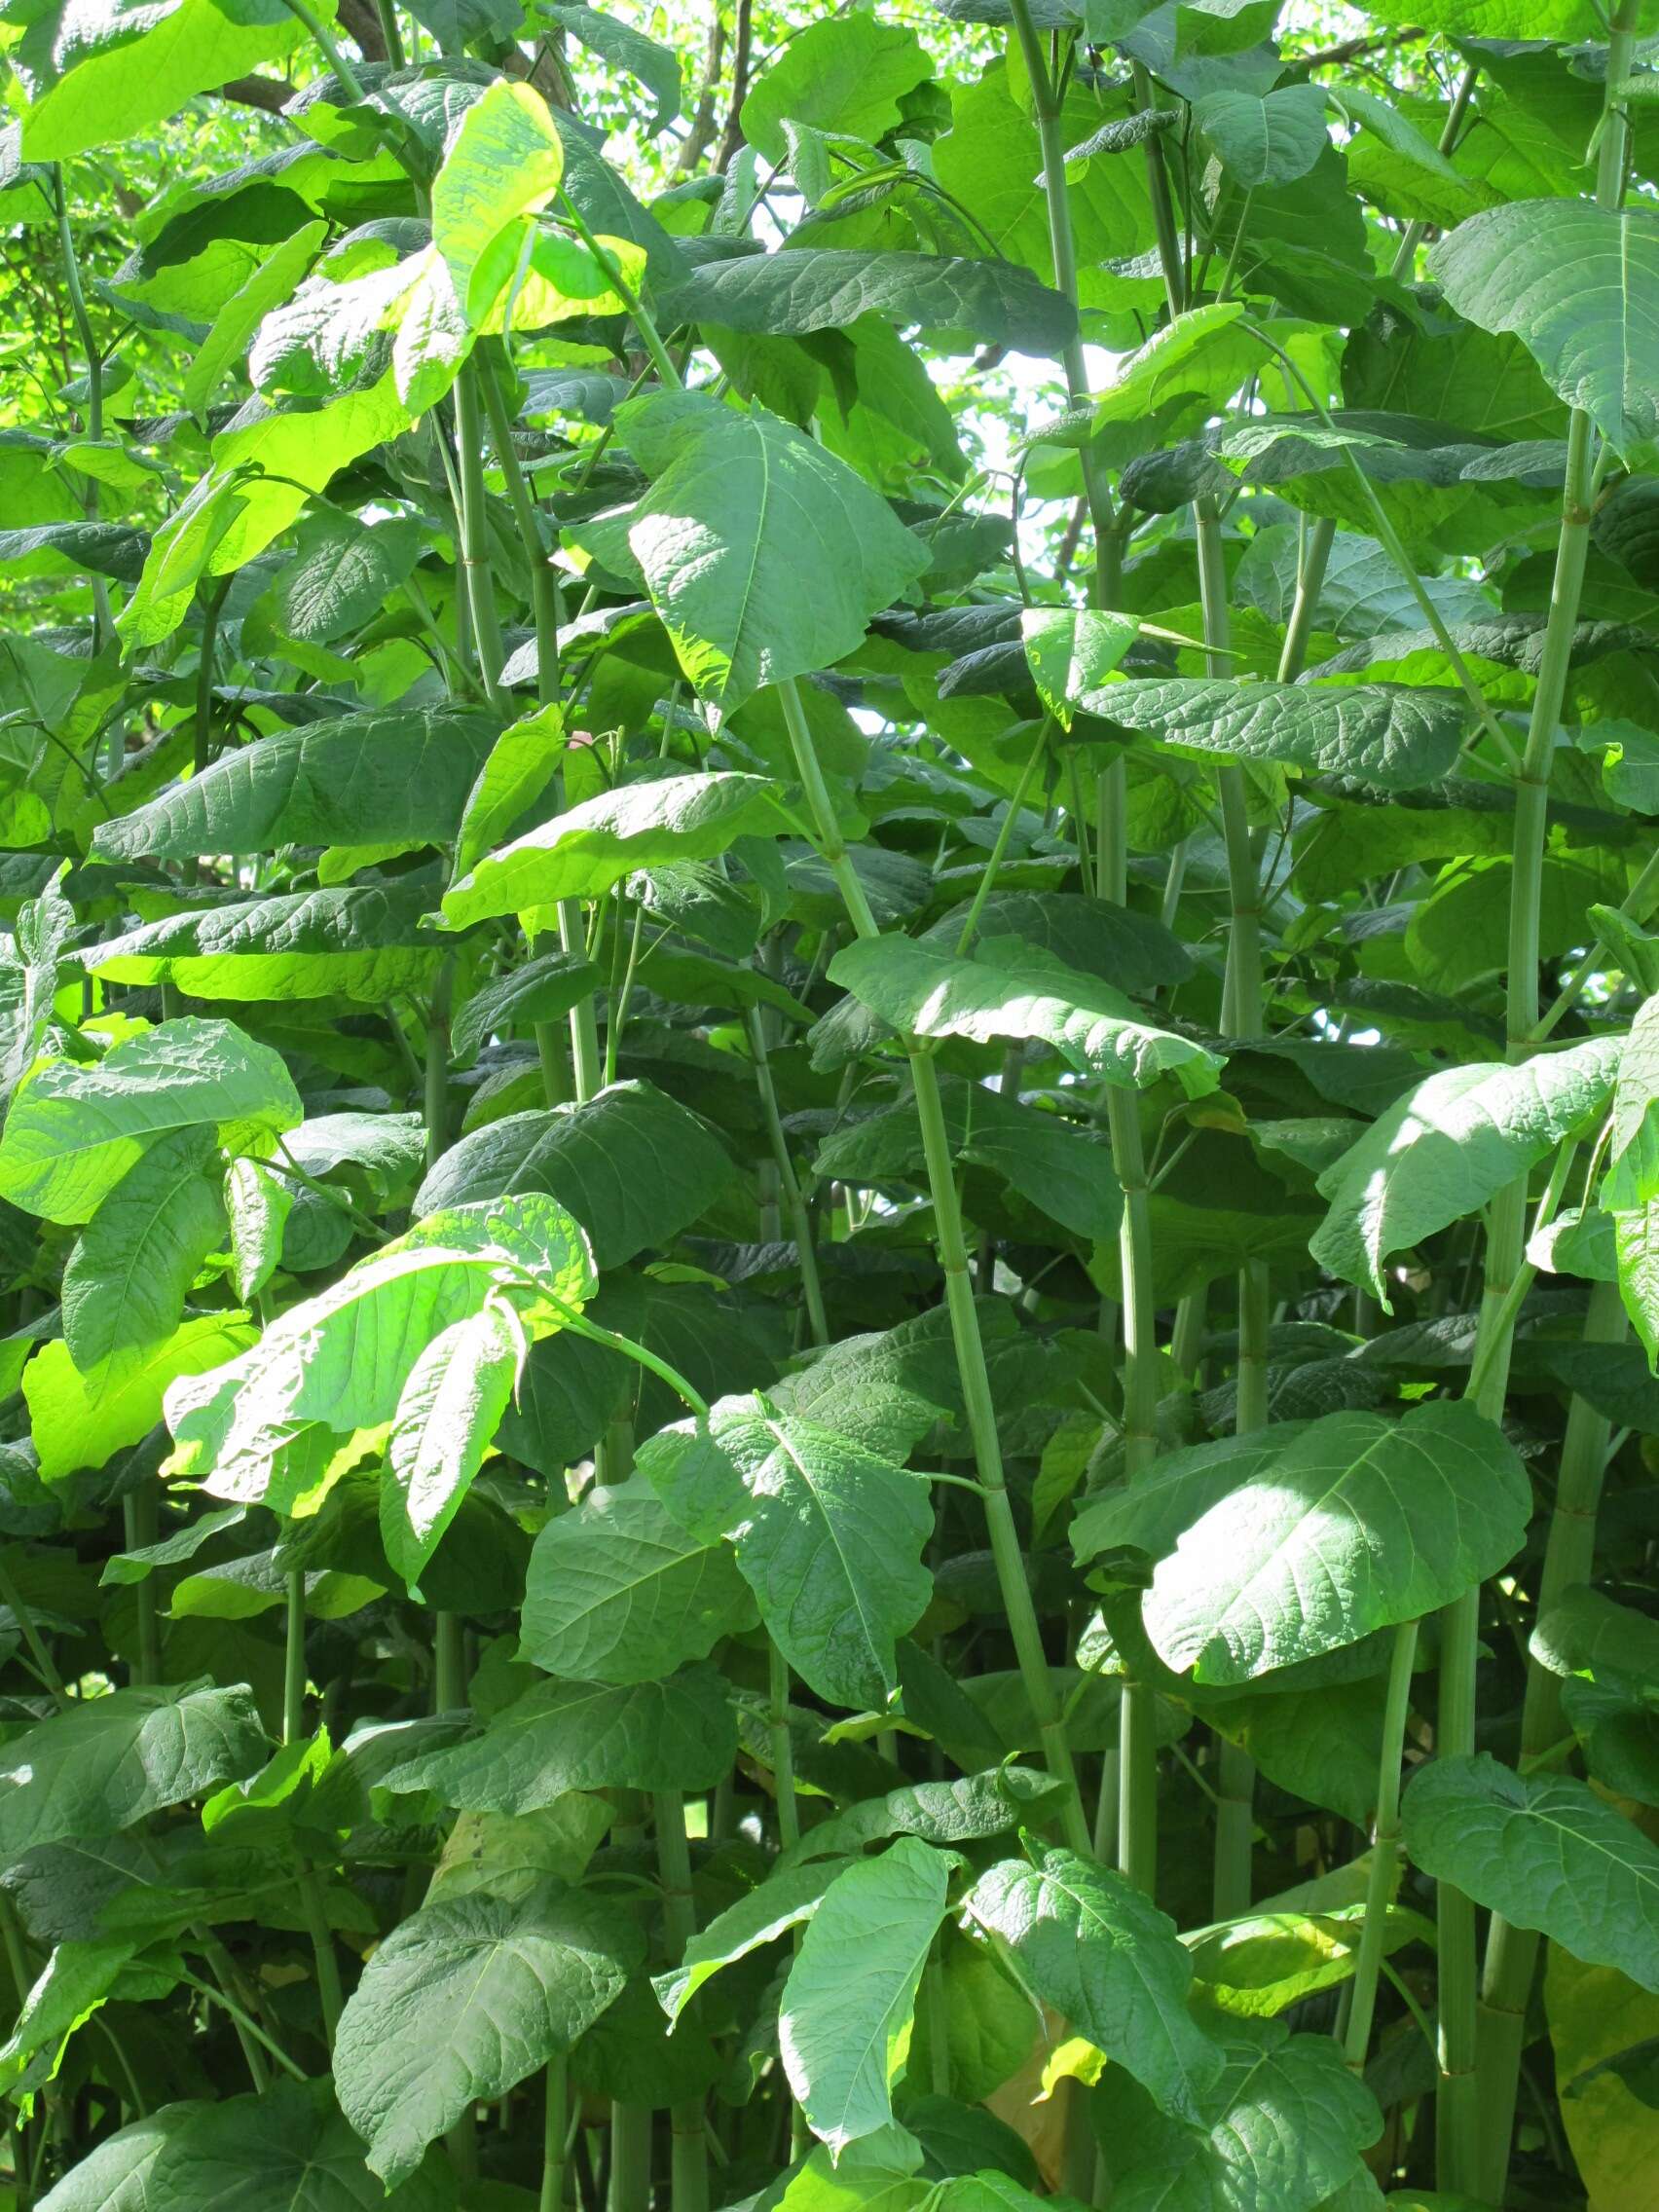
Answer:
[520,1476,758,1684]
[1403,1753,1659,1992]
[1431,201,1659,456]
[333,1878,640,2186]
[1311,1035,1623,1300]
[963,1848,1225,2120]
[602,388,929,714]
[638,1394,933,1710]
[1143,1399,1531,1684]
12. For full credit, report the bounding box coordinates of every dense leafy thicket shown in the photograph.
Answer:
[0,1,1656,2208]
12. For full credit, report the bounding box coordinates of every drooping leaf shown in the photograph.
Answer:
[963,1848,1225,2120]
[1089,2021,1382,2212]
[638,1394,933,1710]
[828,935,1224,1098]
[36,2078,449,2212]
[163,1196,595,1513]
[606,389,929,715]
[1080,676,1465,792]
[382,1301,526,1590]
[60,1125,226,1375]
[429,78,567,320]
[779,1836,953,2154]
[414,1082,734,1267]
[442,773,794,926]
[333,1878,640,2187]
[89,709,500,864]
[664,250,1076,356]
[1430,201,1659,456]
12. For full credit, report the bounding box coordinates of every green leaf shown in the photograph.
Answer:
[163,1196,595,1514]
[1143,1400,1530,1685]
[60,1125,226,1376]
[382,1302,525,1591]
[334,1876,639,2186]
[1021,607,1142,726]
[14,0,309,162]
[542,5,681,131]
[1089,2021,1382,2212]
[654,1861,842,2025]
[812,1073,1122,1241]
[0,1016,302,1225]
[0,866,73,1109]
[1196,87,1329,186]
[664,250,1076,357]
[1088,304,1253,430]
[1084,676,1465,792]
[1310,1036,1623,1300]
[1402,1752,1659,1992]
[381,1668,738,1807]
[37,2078,449,2212]
[89,707,500,864]
[739,12,932,165]
[452,701,568,883]
[25,1310,258,1484]
[415,1082,734,1268]
[828,935,1225,1098]
[430,78,566,320]
[638,1394,933,1710]
[777,1766,1068,1873]
[779,1835,952,2153]
[443,772,793,926]
[224,1156,294,1306]
[963,1849,1224,2120]
[0,1682,267,1861]
[520,1476,757,1684]
[452,950,600,1068]
[82,882,451,1006]
[1430,201,1659,457]
[608,389,929,715]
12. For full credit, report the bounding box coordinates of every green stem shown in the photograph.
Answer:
[653,1792,710,2212]
[955,720,1051,957]
[767,1639,800,1853]
[778,676,1090,1854]
[540,2057,569,2212]
[746,1010,829,1346]
[1130,62,1186,318]
[50,166,114,652]
[452,367,506,709]
[434,1612,467,1713]
[1004,0,1117,586]
[1474,1282,1626,2185]
[424,959,454,1172]
[297,1866,345,2050]
[122,1492,160,1690]
[1343,1619,1419,2071]
[0,1557,68,1709]
[478,341,563,695]
[181,1971,303,2083]
[282,1570,307,1743]
[1446,24,1637,2193]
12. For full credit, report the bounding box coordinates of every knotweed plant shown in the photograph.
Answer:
[0,2,1654,2209]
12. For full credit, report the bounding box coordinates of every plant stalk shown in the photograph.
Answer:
[1439,18,1637,2192]
[777,678,1090,1852]
[1343,1619,1419,2072]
